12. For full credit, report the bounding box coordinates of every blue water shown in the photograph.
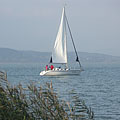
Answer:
[0,63,120,120]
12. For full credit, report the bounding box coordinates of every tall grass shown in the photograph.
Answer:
[0,73,94,120]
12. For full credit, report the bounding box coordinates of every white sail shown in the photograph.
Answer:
[52,7,67,64]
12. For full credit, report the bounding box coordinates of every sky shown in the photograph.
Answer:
[0,0,120,56]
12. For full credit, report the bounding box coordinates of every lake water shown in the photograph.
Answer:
[0,62,120,120]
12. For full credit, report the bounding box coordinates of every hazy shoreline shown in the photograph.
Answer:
[0,48,120,64]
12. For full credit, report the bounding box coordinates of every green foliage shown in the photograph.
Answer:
[0,75,94,120]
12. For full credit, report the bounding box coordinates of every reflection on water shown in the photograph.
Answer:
[0,63,120,120]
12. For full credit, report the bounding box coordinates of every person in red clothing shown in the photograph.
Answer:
[50,65,54,70]
[46,65,48,71]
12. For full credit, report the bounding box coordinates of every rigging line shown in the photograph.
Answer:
[64,12,82,68]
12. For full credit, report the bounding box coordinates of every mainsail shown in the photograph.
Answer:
[50,7,81,68]
[51,7,67,64]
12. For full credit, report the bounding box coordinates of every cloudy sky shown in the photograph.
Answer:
[0,0,120,56]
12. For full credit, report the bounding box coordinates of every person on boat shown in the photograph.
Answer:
[46,65,48,71]
[50,65,54,70]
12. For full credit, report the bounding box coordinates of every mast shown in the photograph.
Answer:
[64,10,82,68]
[64,7,68,68]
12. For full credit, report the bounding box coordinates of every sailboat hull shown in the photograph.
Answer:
[40,69,81,76]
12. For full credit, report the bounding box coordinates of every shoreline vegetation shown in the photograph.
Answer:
[0,71,94,120]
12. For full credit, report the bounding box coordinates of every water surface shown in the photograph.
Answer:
[0,63,120,120]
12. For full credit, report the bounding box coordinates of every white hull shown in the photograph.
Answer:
[40,69,81,76]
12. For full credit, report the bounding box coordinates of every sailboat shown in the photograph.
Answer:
[40,7,83,76]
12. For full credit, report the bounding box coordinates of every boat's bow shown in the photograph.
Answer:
[40,70,49,76]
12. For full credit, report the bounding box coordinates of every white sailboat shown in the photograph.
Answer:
[40,7,83,76]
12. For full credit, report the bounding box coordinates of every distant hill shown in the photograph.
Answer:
[0,48,120,63]
[0,48,50,63]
